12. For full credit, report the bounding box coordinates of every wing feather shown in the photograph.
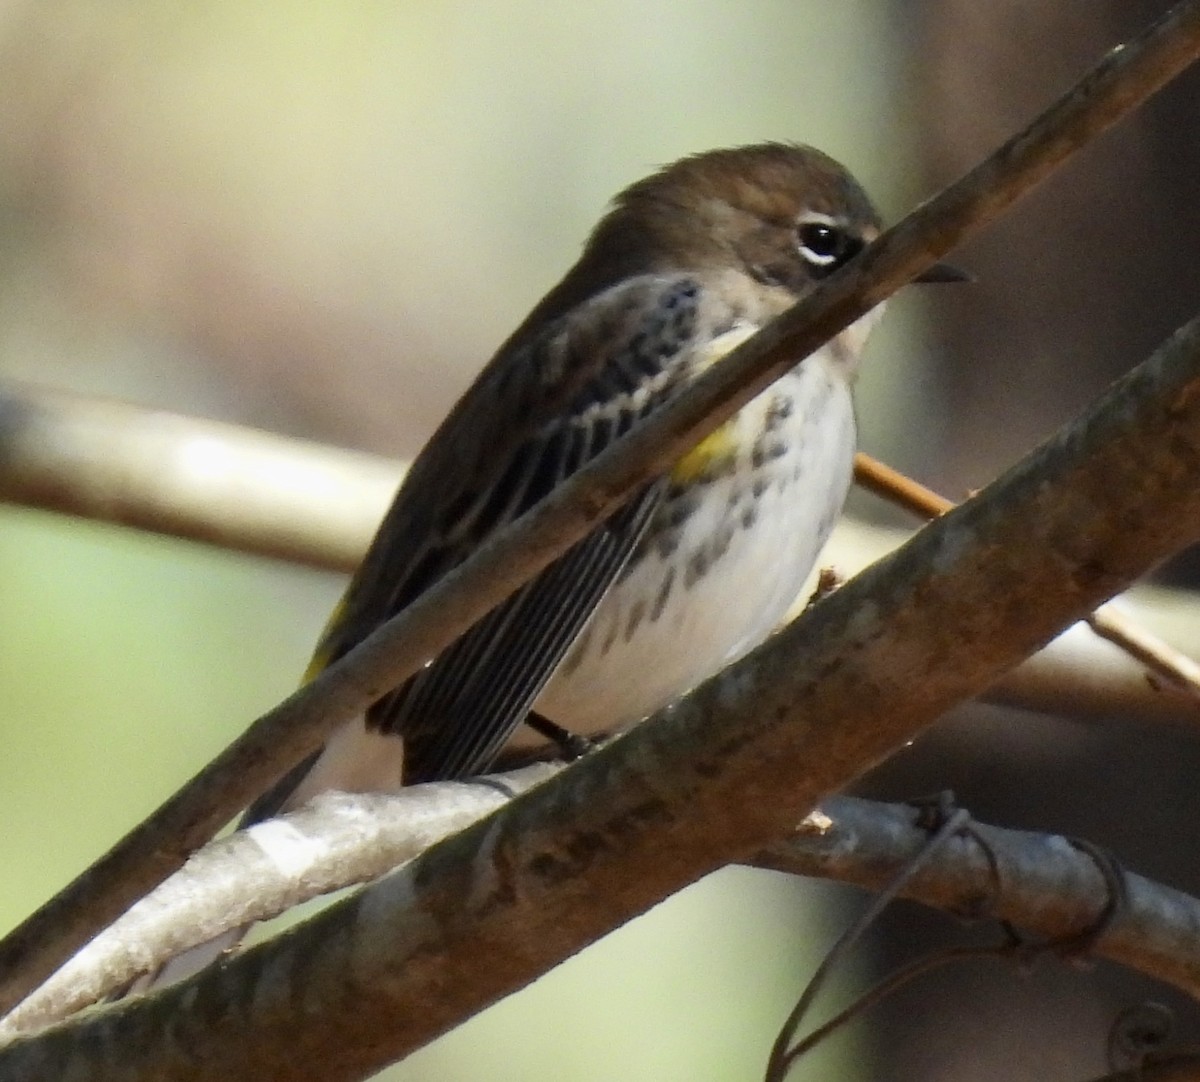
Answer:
[306,274,715,783]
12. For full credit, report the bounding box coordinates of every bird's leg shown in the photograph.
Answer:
[526,711,595,761]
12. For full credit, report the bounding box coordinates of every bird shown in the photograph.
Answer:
[140,141,963,990]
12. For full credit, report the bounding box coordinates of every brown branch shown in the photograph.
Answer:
[9,775,1200,1053]
[6,226,1200,1080]
[803,520,1200,726]
[0,382,395,572]
[852,452,952,519]
[1088,605,1200,699]
[5,385,1200,731]
[2,0,1200,1028]
[8,380,1194,716]
[854,452,1200,700]
[760,796,1200,1003]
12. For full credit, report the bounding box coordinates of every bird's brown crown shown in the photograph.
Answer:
[606,142,881,268]
[507,143,882,346]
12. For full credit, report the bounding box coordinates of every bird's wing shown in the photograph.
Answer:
[297,273,729,793]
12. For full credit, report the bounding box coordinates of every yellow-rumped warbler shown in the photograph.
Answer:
[143,142,961,988]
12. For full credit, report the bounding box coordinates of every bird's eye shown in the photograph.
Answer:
[795,214,859,274]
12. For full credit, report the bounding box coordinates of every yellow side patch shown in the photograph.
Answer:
[671,424,740,485]
[302,593,348,683]
[669,323,756,485]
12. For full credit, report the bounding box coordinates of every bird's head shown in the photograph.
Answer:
[588,142,884,296]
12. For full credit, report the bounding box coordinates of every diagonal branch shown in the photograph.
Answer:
[9,763,1200,1043]
[7,260,1200,1079]
[3,0,1200,1020]
[853,453,1200,700]
[0,767,564,1037]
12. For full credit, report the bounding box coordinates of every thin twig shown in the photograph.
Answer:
[854,452,1200,700]
[765,806,971,1082]
[3,0,1200,1031]
[1088,605,1200,698]
[852,452,951,520]
[768,945,1010,1079]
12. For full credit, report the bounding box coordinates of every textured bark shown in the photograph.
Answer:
[4,304,1200,1079]
[11,779,1200,1043]
[761,796,1200,1002]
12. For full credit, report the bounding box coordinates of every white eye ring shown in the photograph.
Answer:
[795,212,844,267]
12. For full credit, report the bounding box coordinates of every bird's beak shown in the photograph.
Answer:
[915,261,973,284]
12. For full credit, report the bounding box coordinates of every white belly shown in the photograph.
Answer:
[534,351,856,733]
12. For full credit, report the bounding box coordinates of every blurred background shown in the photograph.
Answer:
[2,1,1200,1079]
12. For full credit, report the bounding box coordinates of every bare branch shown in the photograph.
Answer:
[854,452,1200,700]
[2,0,1200,1026]
[0,382,395,572]
[6,244,1200,1079]
[760,796,1200,1002]
[807,521,1200,727]
[6,378,1198,728]
[1087,604,1200,700]
[10,774,1200,1045]
[0,766,561,1038]
[5,381,1200,727]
